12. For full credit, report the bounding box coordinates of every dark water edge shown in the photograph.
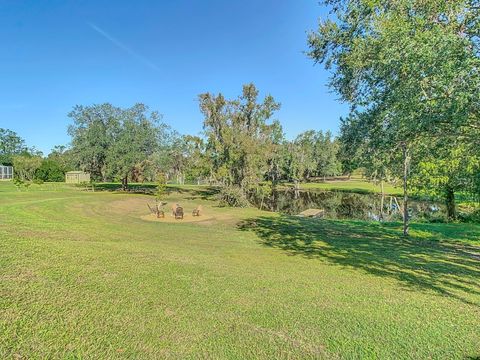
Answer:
[248,189,444,222]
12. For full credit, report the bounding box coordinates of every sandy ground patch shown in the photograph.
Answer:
[140,213,216,223]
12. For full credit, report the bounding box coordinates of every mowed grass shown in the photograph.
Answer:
[283,177,402,196]
[1,182,480,359]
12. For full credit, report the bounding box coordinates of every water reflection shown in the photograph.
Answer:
[249,189,444,222]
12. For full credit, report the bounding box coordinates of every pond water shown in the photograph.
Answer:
[249,189,444,222]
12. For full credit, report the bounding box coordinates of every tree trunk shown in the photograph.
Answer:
[380,180,385,221]
[121,176,128,191]
[293,180,300,199]
[445,185,456,221]
[402,143,410,236]
[294,179,300,190]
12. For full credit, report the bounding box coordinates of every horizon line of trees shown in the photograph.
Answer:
[0,88,343,188]
[1,76,479,228]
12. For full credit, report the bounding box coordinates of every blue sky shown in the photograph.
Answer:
[0,0,348,155]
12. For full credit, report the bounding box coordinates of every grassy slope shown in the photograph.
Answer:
[1,182,479,359]
[282,177,402,196]
[96,177,401,196]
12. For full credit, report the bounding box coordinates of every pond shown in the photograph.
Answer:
[249,189,444,222]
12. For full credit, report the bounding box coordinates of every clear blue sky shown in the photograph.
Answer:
[0,0,348,155]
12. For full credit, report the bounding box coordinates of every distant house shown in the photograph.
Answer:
[0,164,13,180]
[65,171,90,184]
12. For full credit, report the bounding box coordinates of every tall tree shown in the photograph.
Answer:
[283,131,317,187]
[308,0,480,234]
[68,104,121,181]
[47,145,75,173]
[200,83,282,190]
[69,103,165,188]
[314,130,342,180]
[0,128,28,165]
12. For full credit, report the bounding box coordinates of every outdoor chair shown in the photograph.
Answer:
[175,206,184,219]
[192,205,203,216]
[147,204,165,218]
[171,203,179,216]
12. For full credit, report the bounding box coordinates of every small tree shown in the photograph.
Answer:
[256,181,273,210]
[12,155,42,181]
[155,172,167,203]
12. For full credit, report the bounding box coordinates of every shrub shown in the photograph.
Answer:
[35,159,65,182]
[12,178,25,190]
[458,208,480,223]
[217,185,250,207]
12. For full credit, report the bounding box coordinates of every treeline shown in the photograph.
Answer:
[0,85,343,188]
[0,129,67,182]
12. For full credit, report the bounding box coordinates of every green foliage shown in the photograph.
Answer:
[155,172,167,200]
[200,83,282,189]
[12,155,43,181]
[47,145,75,173]
[35,159,65,182]
[255,181,273,197]
[217,185,250,207]
[12,178,25,190]
[410,139,480,220]
[282,130,341,183]
[0,128,28,165]
[152,133,209,185]
[255,181,273,210]
[308,0,480,230]
[68,103,167,188]
[458,208,480,223]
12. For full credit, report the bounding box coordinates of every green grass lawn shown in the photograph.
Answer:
[282,177,402,196]
[1,182,479,359]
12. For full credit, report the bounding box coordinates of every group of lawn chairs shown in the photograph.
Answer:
[147,202,202,220]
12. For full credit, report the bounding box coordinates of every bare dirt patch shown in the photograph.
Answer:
[140,213,217,224]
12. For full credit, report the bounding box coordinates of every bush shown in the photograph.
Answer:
[13,178,24,190]
[35,159,65,182]
[458,208,480,223]
[217,185,250,207]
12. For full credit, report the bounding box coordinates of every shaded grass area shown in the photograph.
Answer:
[1,182,480,359]
[91,182,219,199]
[239,216,480,306]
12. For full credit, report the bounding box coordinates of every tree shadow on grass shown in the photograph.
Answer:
[92,183,218,200]
[168,185,219,200]
[92,183,156,194]
[238,216,480,306]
